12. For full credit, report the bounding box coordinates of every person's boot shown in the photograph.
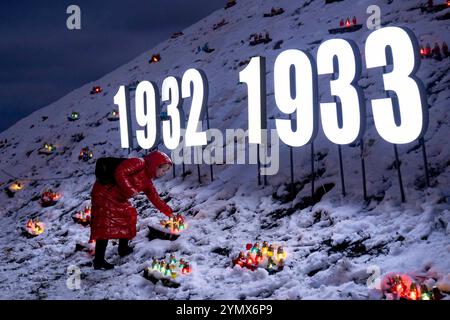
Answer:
[94,260,115,270]
[118,238,134,257]
[94,239,114,270]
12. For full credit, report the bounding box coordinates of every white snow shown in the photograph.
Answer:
[0,0,449,299]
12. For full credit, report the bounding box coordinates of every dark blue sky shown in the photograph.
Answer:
[0,0,224,133]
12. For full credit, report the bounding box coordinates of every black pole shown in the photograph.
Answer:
[181,136,186,179]
[393,145,406,203]
[331,93,346,197]
[419,137,430,188]
[257,147,261,185]
[172,162,176,178]
[259,132,267,187]
[360,138,368,201]
[338,145,346,197]
[182,162,186,179]
[203,100,213,182]
[264,144,267,186]
[210,159,214,182]
[205,108,214,183]
[197,162,201,184]
[311,142,315,197]
[290,146,294,196]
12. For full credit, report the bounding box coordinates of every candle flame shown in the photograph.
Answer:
[345,19,351,27]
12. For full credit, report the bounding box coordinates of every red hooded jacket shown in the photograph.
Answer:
[90,151,173,240]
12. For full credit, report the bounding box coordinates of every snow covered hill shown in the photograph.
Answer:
[0,0,449,299]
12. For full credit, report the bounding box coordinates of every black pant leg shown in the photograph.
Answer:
[95,239,108,262]
[118,238,128,251]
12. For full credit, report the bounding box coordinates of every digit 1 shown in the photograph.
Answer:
[239,56,267,185]
[114,85,133,152]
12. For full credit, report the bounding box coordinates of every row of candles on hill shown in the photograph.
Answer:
[383,274,445,300]
[420,42,449,59]
[25,205,92,237]
[70,107,198,123]
[68,110,120,122]
[147,254,191,279]
[25,207,90,239]
[233,242,286,272]
[24,189,62,236]
[37,142,94,161]
[160,214,187,234]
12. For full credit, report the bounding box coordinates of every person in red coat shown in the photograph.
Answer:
[90,150,174,270]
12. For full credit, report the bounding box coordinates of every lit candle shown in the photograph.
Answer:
[261,241,268,255]
[267,245,274,257]
[251,242,260,254]
[255,251,263,265]
[276,246,286,261]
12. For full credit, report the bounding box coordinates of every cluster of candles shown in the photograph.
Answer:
[108,110,120,121]
[90,86,102,94]
[233,241,286,272]
[73,206,91,225]
[79,147,93,161]
[147,254,191,279]
[39,143,56,154]
[420,44,433,57]
[427,0,450,8]
[150,54,161,64]
[26,219,45,236]
[159,214,187,234]
[384,274,443,300]
[68,112,80,121]
[420,42,448,59]
[41,189,61,206]
[9,181,24,193]
[339,17,358,28]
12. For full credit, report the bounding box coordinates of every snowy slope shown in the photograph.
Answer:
[0,0,449,299]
